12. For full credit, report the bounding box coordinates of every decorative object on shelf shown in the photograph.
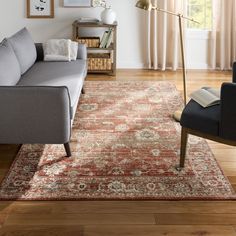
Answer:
[27,0,54,18]
[100,7,116,25]
[92,0,116,24]
[64,0,91,7]
[77,17,99,23]
[135,0,199,122]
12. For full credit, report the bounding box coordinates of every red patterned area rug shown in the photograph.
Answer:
[0,81,235,200]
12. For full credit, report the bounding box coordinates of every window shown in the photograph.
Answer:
[187,0,212,30]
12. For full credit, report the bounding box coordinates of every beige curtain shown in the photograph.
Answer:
[210,0,236,70]
[147,0,185,70]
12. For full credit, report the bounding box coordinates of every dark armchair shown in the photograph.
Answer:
[178,64,236,170]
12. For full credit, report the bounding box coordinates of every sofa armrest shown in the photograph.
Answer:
[77,43,87,60]
[0,86,71,144]
[219,82,236,140]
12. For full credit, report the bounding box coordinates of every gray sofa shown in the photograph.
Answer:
[0,28,87,157]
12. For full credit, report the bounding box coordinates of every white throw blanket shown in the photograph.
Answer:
[43,39,78,62]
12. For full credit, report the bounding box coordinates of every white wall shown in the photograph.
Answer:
[0,0,147,69]
[186,30,211,70]
[0,0,209,69]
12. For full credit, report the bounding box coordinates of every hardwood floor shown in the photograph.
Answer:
[0,69,236,236]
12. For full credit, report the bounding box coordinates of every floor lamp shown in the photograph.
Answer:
[135,0,198,121]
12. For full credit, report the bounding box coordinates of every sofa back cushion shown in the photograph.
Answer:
[0,39,21,85]
[7,28,37,75]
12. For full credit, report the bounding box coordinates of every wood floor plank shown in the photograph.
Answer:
[0,225,235,236]
[5,202,53,214]
[0,226,84,236]
[4,213,155,226]
[83,225,236,236]
[0,203,13,214]
[0,161,14,169]
[232,184,236,191]
[0,145,20,160]
[213,149,236,162]
[228,176,236,184]
[0,214,8,227]
[233,225,236,233]
[155,213,236,225]
[7,201,236,215]
[51,201,236,214]
[219,162,236,176]
[0,170,9,180]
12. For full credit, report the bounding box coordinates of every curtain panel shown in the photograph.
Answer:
[210,0,236,70]
[147,0,236,71]
[146,0,186,71]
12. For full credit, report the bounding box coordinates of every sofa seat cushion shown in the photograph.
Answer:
[17,60,86,109]
[180,99,220,136]
[8,28,37,75]
[0,39,21,85]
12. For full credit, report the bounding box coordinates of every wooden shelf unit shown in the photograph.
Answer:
[72,21,117,75]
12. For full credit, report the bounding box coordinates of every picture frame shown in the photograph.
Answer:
[27,0,54,18]
[63,0,92,8]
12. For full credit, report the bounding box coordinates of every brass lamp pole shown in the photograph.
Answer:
[136,0,199,121]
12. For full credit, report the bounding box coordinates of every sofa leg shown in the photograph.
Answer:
[64,143,72,157]
[176,128,188,171]
[82,87,85,94]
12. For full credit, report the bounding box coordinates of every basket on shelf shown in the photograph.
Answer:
[88,53,112,71]
[76,37,100,48]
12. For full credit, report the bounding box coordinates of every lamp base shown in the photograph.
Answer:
[173,110,182,122]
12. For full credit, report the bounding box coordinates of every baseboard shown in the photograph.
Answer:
[117,61,211,70]
[117,62,146,69]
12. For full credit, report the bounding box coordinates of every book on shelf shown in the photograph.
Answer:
[99,30,110,48]
[190,87,221,108]
[77,17,99,23]
[105,30,113,48]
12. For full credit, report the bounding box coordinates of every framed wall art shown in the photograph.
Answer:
[27,0,54,18]
[64,0,92,7]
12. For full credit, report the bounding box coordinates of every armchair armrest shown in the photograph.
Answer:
[0,86,71,144]
[219,83,236,140]
[233,62,236,83]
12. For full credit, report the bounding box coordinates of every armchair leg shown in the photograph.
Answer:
[176,128,188,171]
[64,143,72,157]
